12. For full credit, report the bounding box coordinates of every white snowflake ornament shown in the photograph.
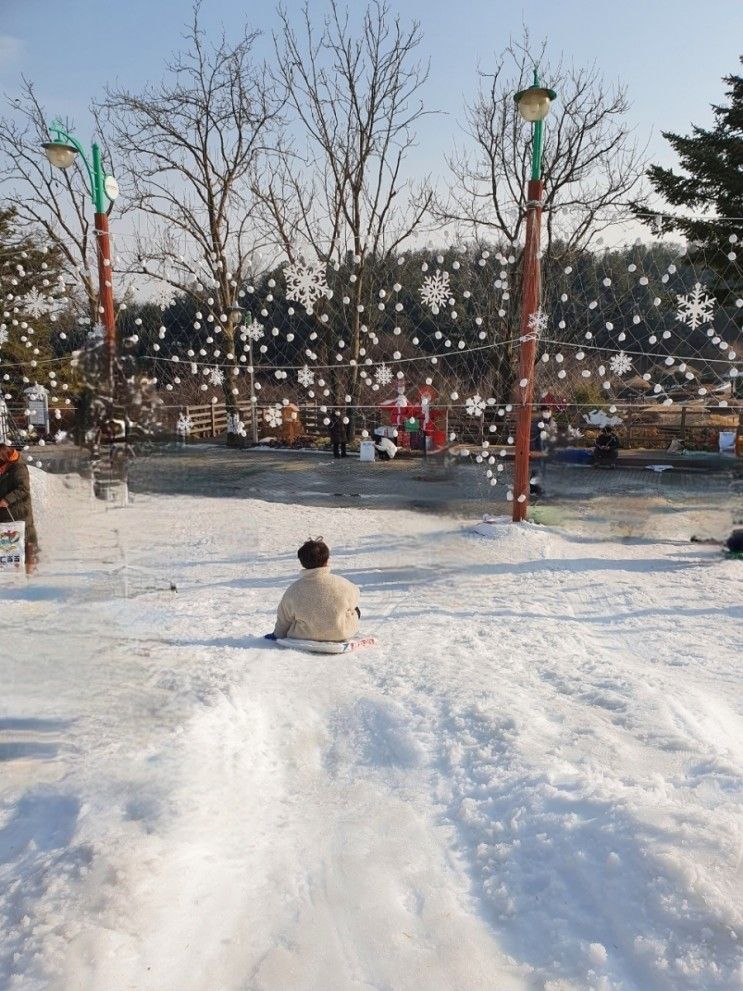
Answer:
[284,261,331,313]
[609,351,633,376]
[374,364,393,387]
[153,282,177,310]
[523,308,548,341]
[242,319,265,343]
[466,394,486,417]
[21,287,54,318]
[298,365,315,388]
[419,270,453,314]
[676,282,715,330]
[264,404,283,429]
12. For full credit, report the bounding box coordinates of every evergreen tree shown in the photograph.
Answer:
[639,58,743,274]
[0,208,73,416]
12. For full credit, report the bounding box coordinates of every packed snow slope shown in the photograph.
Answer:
[1,469,742,991]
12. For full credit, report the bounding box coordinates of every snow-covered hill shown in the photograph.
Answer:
[1,469,741,990]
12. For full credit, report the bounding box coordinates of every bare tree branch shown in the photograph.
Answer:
[258,0,435,428]
[435,30,648,258]
[99,1,284,437]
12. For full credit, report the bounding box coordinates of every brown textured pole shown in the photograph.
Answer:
[95,212,116,398]
[512,178,544,522]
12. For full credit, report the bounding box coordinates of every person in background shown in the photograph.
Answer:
[270,537,360,642]
[0,442,39,572]
[330,414,347,458]
[725,529,743,558]
[593,424,620,467]
[373,427,398,460]
[690,528,743,560]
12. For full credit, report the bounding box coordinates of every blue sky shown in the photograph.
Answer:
[1,0,741,178]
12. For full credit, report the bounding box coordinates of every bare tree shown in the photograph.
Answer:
[0,79,112,324]
[260,0,433,431]
[100,2,284,442]
[438,32,647,258]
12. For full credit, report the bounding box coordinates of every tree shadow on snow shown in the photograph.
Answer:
[0,741,63,762]
[0,717,74,733]
[345,566,440,589]
[484,603,743,625]
[457,556,704,576]
[192,559,446,596]
[0,719,74,766]
[0,791,81,864]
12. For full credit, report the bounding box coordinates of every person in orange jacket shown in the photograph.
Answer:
[0,443,39,571]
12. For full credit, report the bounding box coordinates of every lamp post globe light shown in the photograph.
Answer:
[511,71,556,523]
[42,121,119,390]
[41,140,78,170]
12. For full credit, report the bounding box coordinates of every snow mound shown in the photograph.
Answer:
[29,465,67,507]
[472,515,553,548]
[28,466,86,531]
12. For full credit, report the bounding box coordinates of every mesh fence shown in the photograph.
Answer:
[139,225,741,470]
[1,218,742,518]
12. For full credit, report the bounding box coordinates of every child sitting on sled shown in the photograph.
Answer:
[269,537,361,643]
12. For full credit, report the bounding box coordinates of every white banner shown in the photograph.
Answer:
[0,520,26,569]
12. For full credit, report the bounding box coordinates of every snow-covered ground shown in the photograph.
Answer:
[1,470,741,991]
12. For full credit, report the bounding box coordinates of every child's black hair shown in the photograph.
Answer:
[298,538,330,569]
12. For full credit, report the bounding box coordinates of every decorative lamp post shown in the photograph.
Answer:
[511,71,556,523]
[42,122,119,390]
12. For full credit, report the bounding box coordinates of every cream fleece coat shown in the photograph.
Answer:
[273,567,360,642]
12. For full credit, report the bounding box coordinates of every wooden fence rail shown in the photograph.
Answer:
[179,403,325,438]
[172,402,741,452]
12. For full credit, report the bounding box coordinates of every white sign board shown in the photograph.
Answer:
[28,397,49,430]
[0,520,25,569]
